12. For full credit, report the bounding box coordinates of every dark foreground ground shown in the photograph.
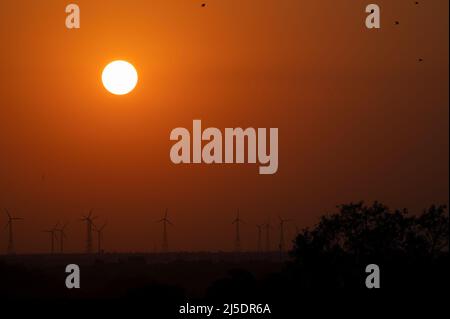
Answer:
[1,252,285,300]
[0,251,448,317]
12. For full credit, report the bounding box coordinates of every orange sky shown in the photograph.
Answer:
[0,0,448,253]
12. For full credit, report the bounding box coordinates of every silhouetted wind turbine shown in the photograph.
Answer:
[278,215,292,253]
[256,224,264,252]
[293,225,301,247]
[81,210,97,254]
[263,219,273,252]
[232,209,244,252]
[157,209,173,253]
[93,221,107,254]
[4,209,23,255]
[56,222,69,253]
[43,222,59,254]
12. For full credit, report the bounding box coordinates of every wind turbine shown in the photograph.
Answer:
[43,222,59,254]
[278,215,292,253]
[4,209,23,255]
[157,209,173,253]
[263,220,273,252]
[55,222,69,253]
[81,210,97,254]
[232,209,244,252]
[93,221,107,254]
[294,224,300,238]
[256,224,264,252]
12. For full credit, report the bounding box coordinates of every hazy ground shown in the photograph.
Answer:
[1,252,285,299]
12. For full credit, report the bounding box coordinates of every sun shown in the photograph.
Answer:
[102,60,138,95]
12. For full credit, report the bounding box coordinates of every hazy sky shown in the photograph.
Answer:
[0,0,448,253]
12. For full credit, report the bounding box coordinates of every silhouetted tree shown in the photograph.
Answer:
[292,202,448,260]
[289,202,449,288]
[415,205,449,256]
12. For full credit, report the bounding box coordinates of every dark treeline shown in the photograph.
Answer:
[288,201,448,289]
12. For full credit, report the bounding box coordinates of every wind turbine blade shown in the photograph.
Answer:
[4,209,11,219]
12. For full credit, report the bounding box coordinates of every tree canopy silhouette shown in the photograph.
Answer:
[292,202,448,260]
[289,202,448,288]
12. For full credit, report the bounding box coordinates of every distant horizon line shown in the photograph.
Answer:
[0,250,288,256]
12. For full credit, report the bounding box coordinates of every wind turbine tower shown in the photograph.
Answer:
[256,224,263,252]
[94,221,107,254]
[56,222,68,253]
[157,209,173,253]
[4,209,23,255]
[43,222,59,254]
[278,215,292,253]
[81,210,96,254]
[232,210,244,252]
[264,221,272,252]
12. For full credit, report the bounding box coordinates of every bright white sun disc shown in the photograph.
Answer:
[102,60,138,95]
